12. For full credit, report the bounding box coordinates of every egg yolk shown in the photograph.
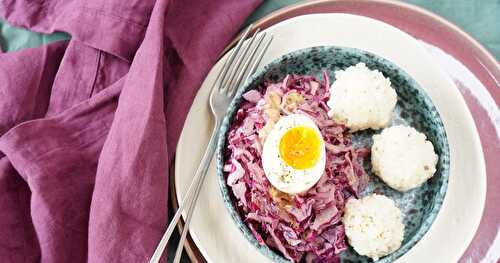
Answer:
[279,126,321,170]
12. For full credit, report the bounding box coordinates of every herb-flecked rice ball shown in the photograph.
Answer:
[371,125,438,192]
[343,194,405,261]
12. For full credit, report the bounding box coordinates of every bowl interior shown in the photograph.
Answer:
[216,46,450,263]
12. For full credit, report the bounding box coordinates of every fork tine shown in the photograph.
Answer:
[221,28,261,94]
[228,35,273,98]
[208,56,226,93]
[227,32,267,98]
[217,24,253,91]
[246,35,273,79]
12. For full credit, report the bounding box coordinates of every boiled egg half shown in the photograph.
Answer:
[262,114,326,194]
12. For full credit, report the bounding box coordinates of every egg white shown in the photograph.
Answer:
[262,114,326,194]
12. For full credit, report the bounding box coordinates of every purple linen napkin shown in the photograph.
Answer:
[0,0,262,262]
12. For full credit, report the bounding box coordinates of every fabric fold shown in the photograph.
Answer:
[0,0,153,61]
[87,0,169,261]
[0,41,67,135]
[0,79,122,262]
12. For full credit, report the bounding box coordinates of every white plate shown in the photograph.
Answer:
[175,14,486,263]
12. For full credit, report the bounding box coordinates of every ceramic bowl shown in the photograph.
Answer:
[216,46,450,262]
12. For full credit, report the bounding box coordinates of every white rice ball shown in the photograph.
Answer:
[327,63,397,131]
[371,125,438,192]
[343,194,405,261]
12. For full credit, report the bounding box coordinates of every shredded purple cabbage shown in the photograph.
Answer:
[224,73,369,262]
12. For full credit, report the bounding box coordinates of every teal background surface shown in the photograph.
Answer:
[1,0,499,59]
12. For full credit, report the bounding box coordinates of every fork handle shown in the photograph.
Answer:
[149,120,221,263]
[172,121,221,263]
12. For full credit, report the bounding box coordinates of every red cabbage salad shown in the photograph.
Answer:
[223,73,369,262]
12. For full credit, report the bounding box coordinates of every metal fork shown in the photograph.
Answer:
[148,25,273,263]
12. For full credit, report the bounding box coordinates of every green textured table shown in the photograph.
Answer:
[0,1,498,263]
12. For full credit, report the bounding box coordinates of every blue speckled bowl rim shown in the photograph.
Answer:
[215,46,450,263]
